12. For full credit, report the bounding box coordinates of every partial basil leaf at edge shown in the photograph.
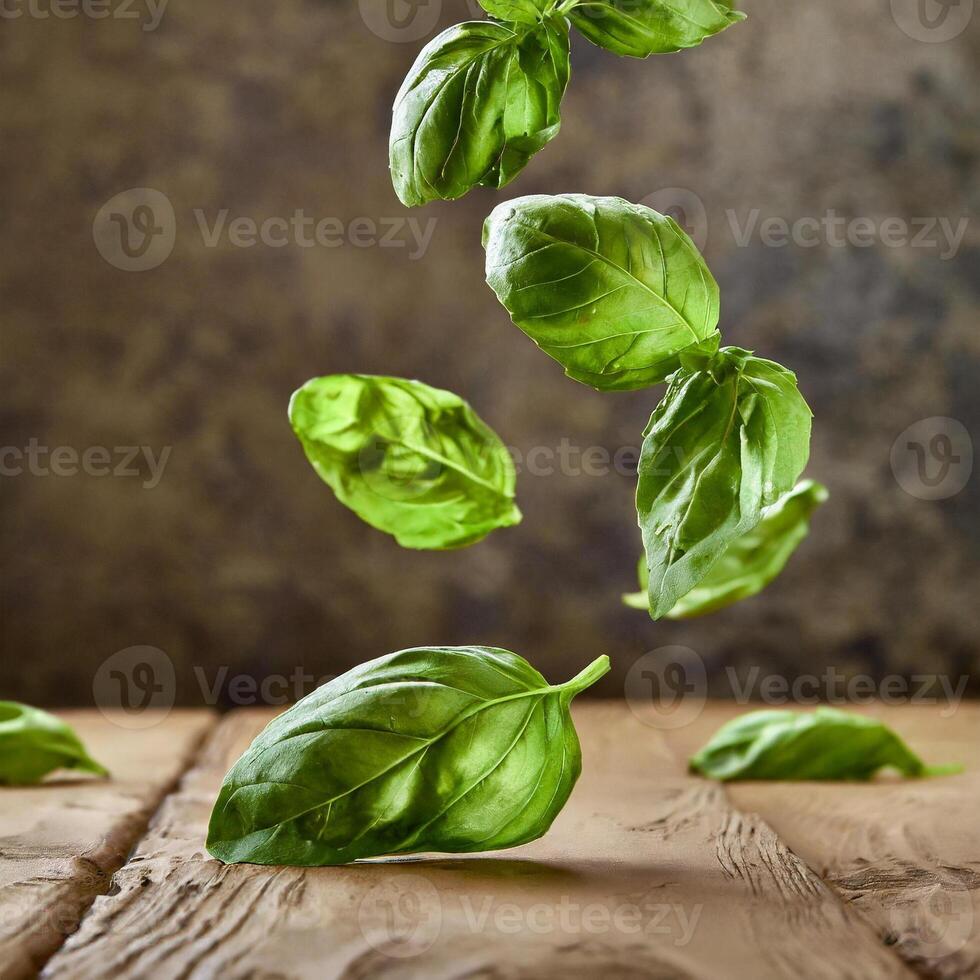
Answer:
[622,554,650,610]
[570,0,745,59]
[390,20,570,207]
[289,375,521,550]
[483,194,720,391]
[207,647,611,865]
[623,480,828,617]
[0,702,108,785]
[689,707,962,781]
[477,0,549,25]
[636,347,812,619]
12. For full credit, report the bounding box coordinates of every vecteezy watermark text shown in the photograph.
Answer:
[94,189,439,271]
[643,187,971,261]
[192,665,337,706]
[193,209,437,259]
[1,440,171,489]
[355,873,703,960]
[625,646,971,729]
[727,210,968,260]
[509,439,641,478]
[725,666,969,717]
[457,896,702,943]
[0,0,167,31]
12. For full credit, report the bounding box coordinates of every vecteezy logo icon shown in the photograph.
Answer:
[890,0,974,42]
[357,873,442,958]
[93,188,176,271]
[92,645,176,729]
[357,0,443,42]
[640,187,709,252]
[624,646,707,729]
[885,881,974,962]
[891,417,973,500]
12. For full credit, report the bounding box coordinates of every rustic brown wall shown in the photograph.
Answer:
[1,0,978,708]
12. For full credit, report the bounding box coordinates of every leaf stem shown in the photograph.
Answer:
[558,655,610,702]
[549,0,580,15]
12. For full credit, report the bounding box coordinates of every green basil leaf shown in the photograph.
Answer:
[477,0,548,25]
[636,346,812,619]
[0,702,108,785]
[390,20,570,207]
[621,554,650,610]
[289,374,521,550]
[569,0,745,59]
[690,707,962,781]
[624,480,828,617]
[207,647,610,865]
[666,478,827,617]
[483,194,720,391]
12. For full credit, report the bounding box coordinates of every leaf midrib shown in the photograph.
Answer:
[504,217,703,345]
[352,383,513,500]
[219,681,570,841]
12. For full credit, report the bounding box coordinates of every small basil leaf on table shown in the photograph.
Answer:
[207,647,610,866]
[569,0,745,59]
[0,702,108,785]
[623,480,828,617]
[289,374,521,550]
[390,20,570,207]
[483,194,720,391]
[690,707,962,781]
[636,345,812,619]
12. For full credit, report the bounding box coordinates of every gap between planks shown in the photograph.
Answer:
[0,711,215,980]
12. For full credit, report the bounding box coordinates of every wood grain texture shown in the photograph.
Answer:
[0,710,214,980]
[44,703,911,979]
[668,702,980,979]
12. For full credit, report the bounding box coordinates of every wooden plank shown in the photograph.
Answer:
[45,703,910,979]
[0,710,214,980]
[668,703,980,979]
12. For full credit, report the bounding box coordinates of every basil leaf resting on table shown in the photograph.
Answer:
[636,342,812,619]
[569,0,745,59]
[207,647,610,866]
[483,194,720,391]
[690,708,962,781]
[0,702,108,785]
[624,480,828,618]
[289,374,521,550]
[390,20,570,207]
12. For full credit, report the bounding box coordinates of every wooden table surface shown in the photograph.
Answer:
[1,702,976,979]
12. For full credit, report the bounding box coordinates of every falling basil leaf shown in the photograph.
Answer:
[289,374,521,550]
[483,194,720,391]
[569,0,745,59]
[390,20,570,207]
[636,344,812,619]
[690,708,962,781]
[624,480,828,617]
[0,702,108,785]
[207,647,610,866]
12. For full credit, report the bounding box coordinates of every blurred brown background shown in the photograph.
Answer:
[1,0,978,707]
